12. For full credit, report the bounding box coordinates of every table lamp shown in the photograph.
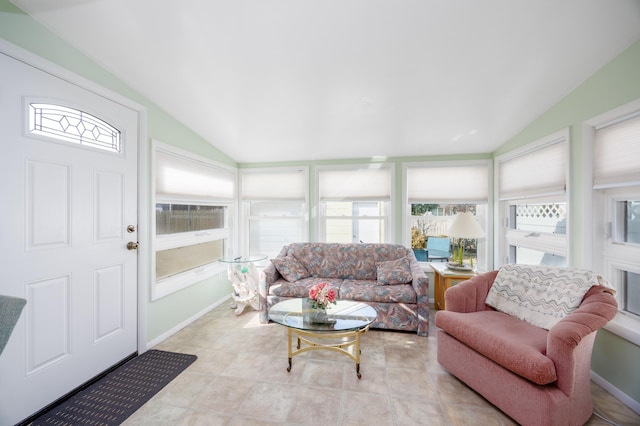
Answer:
[447,212,485,266]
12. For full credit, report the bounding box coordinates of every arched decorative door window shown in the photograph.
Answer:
[29,103,121,153]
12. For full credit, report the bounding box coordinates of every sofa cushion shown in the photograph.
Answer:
[271,255,310,282]
[376,257,413,285]
[340,280,417,303]
[271,277,342,298]
[485,264,611,330]
[284,243,409,280]
[435,310,556,385]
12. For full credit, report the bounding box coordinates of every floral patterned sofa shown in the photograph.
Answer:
[259,243,429,336]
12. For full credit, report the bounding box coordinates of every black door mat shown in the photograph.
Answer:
[29,349,197,425]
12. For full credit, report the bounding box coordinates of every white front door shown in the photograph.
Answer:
[0,52,139,424]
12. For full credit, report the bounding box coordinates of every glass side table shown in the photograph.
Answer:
[219,256,267,315]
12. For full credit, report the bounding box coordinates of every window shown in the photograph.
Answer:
[317,165,393,243]
[506,201,567,266]
[323,201,387,243]
[405,161,490,269]
[152,142,235,300]
[240,168,308,258]
[586,101,640,344]
[28,102,121,152]
[155,204,226,280]
[495,130,569,267]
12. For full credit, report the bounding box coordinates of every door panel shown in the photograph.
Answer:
[0,52,138,424]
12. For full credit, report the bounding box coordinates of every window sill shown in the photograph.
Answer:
[605,313,640,347]
[152,262,227,301]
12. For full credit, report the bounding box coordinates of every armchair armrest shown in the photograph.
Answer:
[547,286,618,395]
[444,270,499,313]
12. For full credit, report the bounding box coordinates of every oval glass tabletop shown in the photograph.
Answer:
[218,255,267,264]
[268,299,377,332]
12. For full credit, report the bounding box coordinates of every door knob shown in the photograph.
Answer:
[127,242,139,250]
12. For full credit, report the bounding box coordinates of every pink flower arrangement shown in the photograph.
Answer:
[308,282,337,310]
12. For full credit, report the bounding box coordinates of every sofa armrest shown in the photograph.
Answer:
[547,286,618,395]
[407,253,430,336]
[408,258,429,298]
[258,245,288,323]
[444,270,499,313]
[262,262,280,288]
[259,245,288,294]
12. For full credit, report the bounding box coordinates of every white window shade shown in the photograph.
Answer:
[156,150,235,200]
[407,164,488,203]
[499,141,566,200]
[319,167,391,201]
[241,170,307,200]
[594,113,640,189]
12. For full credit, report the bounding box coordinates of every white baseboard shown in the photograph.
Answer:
[591,370,640,415]
[145,294,233,349]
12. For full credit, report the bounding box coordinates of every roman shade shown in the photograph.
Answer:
[319,166,392,201]
[498,139,567,200]
[593,112,640,189]
[156,150,235,200]
[241,169,307,200]
[407,163,488,203]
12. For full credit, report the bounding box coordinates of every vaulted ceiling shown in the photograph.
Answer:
[11,0,640,163]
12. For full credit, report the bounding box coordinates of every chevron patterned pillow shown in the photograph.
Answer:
[485,264,612,330]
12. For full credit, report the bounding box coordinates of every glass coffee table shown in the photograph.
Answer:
[268,299,377,379]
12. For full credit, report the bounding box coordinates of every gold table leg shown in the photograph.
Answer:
[285,325,370,379]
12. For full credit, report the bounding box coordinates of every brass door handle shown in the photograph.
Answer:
[127,242,139,250]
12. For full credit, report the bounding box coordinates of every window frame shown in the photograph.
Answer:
[239,166,309,258]
[320,200,389,244]
[494,129,570,268]
[597,186,640,345]
[502,195,568,266]
[151,140,236,301]
[402,160,492,270]
[316,164,395,244]
[583,99,640,346]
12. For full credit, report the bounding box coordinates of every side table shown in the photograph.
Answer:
[430,262,477,310]
[219,256,267,315]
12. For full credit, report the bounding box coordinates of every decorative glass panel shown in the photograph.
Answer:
[512,203,567,235]
[29,103,121,153]
[156,204,225,235]
[156,240,224,280]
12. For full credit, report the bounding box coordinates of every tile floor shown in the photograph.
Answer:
[124,303,640,425]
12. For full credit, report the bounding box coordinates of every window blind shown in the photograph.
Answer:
[319,166,391,201]
[241,169,307,200]
[593,112,640,189]
[498,140,566,200]
[156,150,235,200]
[407,164,488,203]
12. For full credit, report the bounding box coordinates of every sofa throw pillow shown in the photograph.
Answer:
[376,257,413,285]
[271,255,310,282]
[485,264,612,330]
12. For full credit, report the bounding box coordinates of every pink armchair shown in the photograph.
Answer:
[435,270,618,426]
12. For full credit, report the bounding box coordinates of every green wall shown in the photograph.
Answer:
[0,0,237,343]
[494,39,640,405]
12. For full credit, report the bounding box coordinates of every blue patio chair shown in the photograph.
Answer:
[426,237,450,262]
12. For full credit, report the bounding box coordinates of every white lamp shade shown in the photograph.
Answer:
[447,212,485,239]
